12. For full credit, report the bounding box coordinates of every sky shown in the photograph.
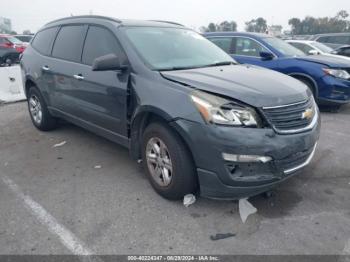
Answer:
[2,0,350,33]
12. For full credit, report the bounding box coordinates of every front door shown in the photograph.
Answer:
[69,25,129,137]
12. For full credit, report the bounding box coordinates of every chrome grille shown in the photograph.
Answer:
[262,98,316,134]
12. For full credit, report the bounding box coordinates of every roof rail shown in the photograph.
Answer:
[149,20,184,27]
[45,15,121,26]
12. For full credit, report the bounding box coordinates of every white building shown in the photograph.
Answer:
[267,25,283,37]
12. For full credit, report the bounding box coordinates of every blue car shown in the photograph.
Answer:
[204,32,350,106]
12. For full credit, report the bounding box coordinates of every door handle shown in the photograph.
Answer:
[42,65,50,71]
[73,74,84,80]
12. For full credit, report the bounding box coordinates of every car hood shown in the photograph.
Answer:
[161,65,309,108]
[295,55,350,68]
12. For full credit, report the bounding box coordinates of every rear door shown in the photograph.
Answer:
[49,25,88,114]
[28,26,59,102]
[70,25,129,136]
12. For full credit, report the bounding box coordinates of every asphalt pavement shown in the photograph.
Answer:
[0,102,350,255]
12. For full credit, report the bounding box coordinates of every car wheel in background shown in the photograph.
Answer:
[142,121,197,200]
[296,77,317,101]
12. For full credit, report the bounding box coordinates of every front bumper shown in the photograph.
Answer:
[171,116,320,200]
[318,75,350,104]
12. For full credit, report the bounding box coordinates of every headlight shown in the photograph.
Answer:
[323,68,350,80]
[190,90,260,127]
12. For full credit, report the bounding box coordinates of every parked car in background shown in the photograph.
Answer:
[332,45,350,58]
[0,35,26,65]
[287,40,334,55]
[14,34,34,43]
[21,16,320,200]
[205,32,350,106]
[286,40,350,61]
[310,33,350,49]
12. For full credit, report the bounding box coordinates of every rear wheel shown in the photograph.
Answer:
[142,121,197,200]
[27,86,57,131]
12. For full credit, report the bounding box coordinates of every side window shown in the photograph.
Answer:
[295,43,313,54]
[82,26,125,65]
[333,36,350,45]
[341,48,350,56]
[31,27,58,55]
[289,43,306,54]
[233,37,268,57]
[317,36,329,43]
[208,37,233,54]
[52,25,86,62]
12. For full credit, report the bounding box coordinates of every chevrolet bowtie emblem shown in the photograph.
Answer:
[302,108,314,120]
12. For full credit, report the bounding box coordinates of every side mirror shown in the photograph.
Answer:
[308,50,319,55]
[259,51,274,60]
[92,53,127,71]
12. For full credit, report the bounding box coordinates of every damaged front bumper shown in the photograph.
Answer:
[171,117,320,200]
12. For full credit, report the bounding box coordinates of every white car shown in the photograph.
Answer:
[286,40,350,61]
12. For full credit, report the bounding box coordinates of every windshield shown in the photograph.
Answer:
[310,42,333,53]
[264,37,305,57]
[124,27,235,70]
[7,36,23,44]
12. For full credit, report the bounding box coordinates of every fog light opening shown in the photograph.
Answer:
[222,153,272,163]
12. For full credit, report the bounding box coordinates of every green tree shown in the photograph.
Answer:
[218,21,237,31]
[289,10,350,35]
[245,17,267,33]
[207,23,217,32]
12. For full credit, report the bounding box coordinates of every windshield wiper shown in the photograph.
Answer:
[203,61,237,67]
[158,61,236,72]
[158,66,202,71]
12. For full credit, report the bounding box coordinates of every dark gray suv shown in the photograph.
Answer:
[21,16,320,200]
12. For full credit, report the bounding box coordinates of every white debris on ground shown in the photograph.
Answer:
[52,141,67,148]
[94,165,102,169]
[183,194,196,207]
[239,198,257,223]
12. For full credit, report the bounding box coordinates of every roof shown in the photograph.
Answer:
[312,32,350,37]
[203,31,272,38]
[286,40,315,44]
[45,15,185,28]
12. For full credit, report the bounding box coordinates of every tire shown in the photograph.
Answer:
[142,121,197,200]
[296,77,317,101]
[27,86,57,131]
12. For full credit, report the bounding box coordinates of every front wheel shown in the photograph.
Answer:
[142,122,197,200]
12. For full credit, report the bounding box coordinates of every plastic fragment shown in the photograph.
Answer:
[210,233,236,241]
[183,194,196,207]
[53,141,66,148]
[239,198,257,223]
[94,165,102,169]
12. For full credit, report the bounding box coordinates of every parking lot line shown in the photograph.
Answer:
[1,175,94,256]
[344,239,350,254]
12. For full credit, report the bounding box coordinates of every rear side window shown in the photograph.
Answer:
[208,37,233,54]
[317,36,330,43]
[332,36,350,45]
[52,25,86,62]
[31,27,58,55]
[82,26,124,65]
